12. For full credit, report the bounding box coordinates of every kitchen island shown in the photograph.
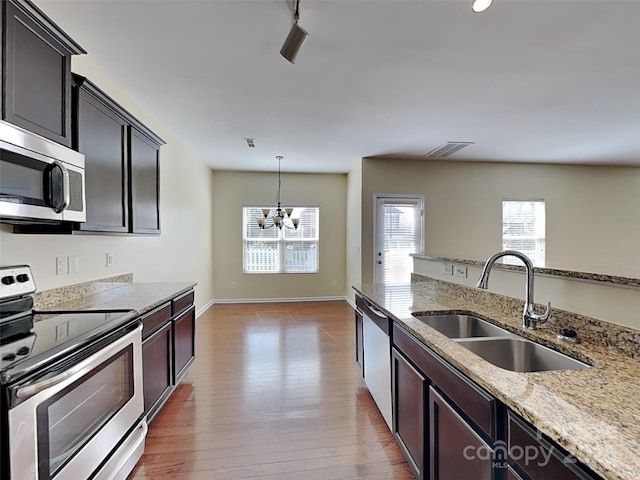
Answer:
[354,278,640,480]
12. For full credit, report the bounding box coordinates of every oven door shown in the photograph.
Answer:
[7,325,143,480]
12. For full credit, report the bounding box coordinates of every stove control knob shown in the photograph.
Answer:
[1,276,15,285]
[16,274,30,283]
[16,346,31,356]
[2,353,16,362]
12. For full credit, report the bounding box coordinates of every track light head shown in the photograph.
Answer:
[280,21,308,64]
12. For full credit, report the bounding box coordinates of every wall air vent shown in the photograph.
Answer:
[244,137,255,148]
[424,141,474,158]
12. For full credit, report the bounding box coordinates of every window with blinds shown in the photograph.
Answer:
[243,206,319,273]
[502,200,546,267]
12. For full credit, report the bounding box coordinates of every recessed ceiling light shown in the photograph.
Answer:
[472,0,493,13]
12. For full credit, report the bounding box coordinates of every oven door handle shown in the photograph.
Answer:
[15,324,142,400]
[16,358,93,399]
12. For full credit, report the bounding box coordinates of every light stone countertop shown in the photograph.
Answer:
[354,280,640,480]
[35,282,196,315]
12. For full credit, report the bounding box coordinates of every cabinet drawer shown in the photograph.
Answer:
[393,323,497,440]
[140,302,171,339]
[172,290,194,316]
[507,413,597,480]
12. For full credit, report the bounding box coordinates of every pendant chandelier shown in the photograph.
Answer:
[256,156,300,230]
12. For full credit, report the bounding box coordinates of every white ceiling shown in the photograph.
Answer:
[38,0,640,173]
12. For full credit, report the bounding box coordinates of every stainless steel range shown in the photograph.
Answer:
[0,265,146,480]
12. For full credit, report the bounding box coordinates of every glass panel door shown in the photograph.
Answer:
[374,196,424,284]
[36,346,134,479]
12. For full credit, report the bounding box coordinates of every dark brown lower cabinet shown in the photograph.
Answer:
[142,321,172,421]
[173,305,195,383]
[507,465,525,480]
[392,348,426,479]
[141,289,196,423]
[507,412,599,480]
[429,386,493,480]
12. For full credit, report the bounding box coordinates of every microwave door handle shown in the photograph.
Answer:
[53,161,70,213]
[45,161,70,213]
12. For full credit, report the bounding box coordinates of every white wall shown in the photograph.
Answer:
[0,57,215,314]
[211,170,347,301]
[361,158,640,284]
[346,159,363,305]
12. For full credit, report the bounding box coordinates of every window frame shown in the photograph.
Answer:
[242,205,320,274]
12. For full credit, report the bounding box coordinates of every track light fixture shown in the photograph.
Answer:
[280,0,308,63]
[472,0,493,13]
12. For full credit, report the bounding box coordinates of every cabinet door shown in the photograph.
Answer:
[3,1,72,145]
[507,412,598,480]
[173,305,196,383]
[129,127,161,234]
[142,321,172,422]
[392,348,427,479]
[75,87,129,232]
[429,386,493,480]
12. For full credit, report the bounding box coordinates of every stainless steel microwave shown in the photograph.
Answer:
[0,120,85,224]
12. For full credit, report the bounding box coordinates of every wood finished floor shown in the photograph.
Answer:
[128,301,415,480]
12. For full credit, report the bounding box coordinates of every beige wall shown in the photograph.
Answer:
[346,159,363,305]
[211,171,347,300]
[0,57,216,314]
[415,257,640,329]
[361,158,640,284]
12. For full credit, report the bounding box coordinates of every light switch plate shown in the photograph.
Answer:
[68,256,79,274]
[454,265,467,278]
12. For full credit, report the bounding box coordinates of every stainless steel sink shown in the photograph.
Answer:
[411,314,513,339]
[454,337,590,372]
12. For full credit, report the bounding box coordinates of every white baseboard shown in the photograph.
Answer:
[212,296,349,305]
[344,297,356,309]
[195,298,215,318]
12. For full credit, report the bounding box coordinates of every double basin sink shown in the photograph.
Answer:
[411,313,589,372]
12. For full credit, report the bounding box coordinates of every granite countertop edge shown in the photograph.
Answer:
[354,282,640,480]
[37,282,197,315]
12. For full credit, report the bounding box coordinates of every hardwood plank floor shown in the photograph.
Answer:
[129,301,415,479]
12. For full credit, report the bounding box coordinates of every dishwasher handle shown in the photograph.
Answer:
[361,299,390,335]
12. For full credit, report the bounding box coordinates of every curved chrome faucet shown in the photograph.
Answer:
[476,250,551,329]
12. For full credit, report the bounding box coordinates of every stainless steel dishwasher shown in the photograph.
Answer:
[361,298,392,430]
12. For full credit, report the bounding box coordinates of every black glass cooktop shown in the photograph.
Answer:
[0,309,138,385]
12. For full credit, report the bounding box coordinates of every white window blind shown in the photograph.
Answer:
[243,207,319,273]
[382,203,421,284]
[502,200,546,267]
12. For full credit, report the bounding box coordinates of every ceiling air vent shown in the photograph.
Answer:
[244,137,255,148]
[424,142,474,158]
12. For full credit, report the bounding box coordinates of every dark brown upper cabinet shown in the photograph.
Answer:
[2,0,86,146]
[72,75,164,235]
[73,76,129,233]
[129,126,161,234]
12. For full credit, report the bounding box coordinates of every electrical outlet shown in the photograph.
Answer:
[454,265,468,278]
[231,281,236,289]
[106,253,115,267]
[56,256,68,276]
[442,264,454,275]
[332,280,337,287]
[68,256,79,274]
[55,323,67,341]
